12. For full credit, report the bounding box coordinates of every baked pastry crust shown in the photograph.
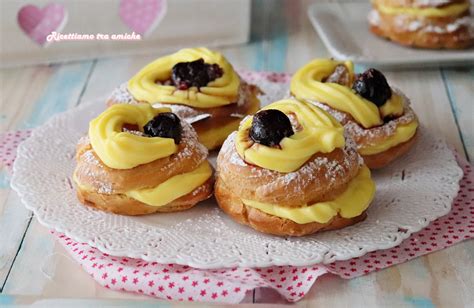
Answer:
[74,116,213,215]
[215,131,369,236]
[77,178,213,216]
[290,59,419,169]
[361,131,418,169]
[368,0,474,49]
[215,177,367,237]
[312,93,418,169]
[217,133,361,207]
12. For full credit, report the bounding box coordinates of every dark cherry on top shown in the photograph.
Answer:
[171,58,224,90]
[143,112,182,144]
[249,109,294,147]
[352,68,392,107]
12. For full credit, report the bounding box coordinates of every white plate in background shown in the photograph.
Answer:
[308,2,474,69]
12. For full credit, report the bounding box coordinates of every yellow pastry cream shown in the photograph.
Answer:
[125,162,212,206]
[374,1,469,18]
[89,103,178,169]
[236,99,345,173]
[290,58,418,156]
[73,161,212,207]
[198,118,244,151]
[128,47,240,108]
[242,166,375,224]
[290,59,382,128]
[359,120,419,156]
[379,93,404,119]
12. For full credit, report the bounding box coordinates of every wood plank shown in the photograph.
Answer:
[0,192,31,289]
[269,244,473,307]
[0,61,94,289]
[0,66,54,133]
[0,62,94,131]
[285,0,331,73]
[3,220,147,298]
[441,68,474,161]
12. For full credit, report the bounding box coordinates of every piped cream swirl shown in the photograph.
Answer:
[128,47,240,108]
[89,103,178,169]
[236,99,345,173]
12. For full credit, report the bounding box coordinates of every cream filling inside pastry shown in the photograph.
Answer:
[241,166,375,224]
[197,118,243,150]
[359,120,418,155]
[74,161,212,207]
[380,94,404,118]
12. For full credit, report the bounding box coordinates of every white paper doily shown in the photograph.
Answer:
[11,77,463,269]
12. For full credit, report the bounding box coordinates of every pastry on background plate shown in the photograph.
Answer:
[368,0,474,49]
[108,47,261,150]
[215,99,375,236]
[73,103,213,215]
[291,58,419,169]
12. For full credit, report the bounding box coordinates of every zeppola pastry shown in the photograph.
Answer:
[368,0,474,49]
[215,99,376,236]
[108,47,261,150]
[291,58,419,169]
[73,103,213,215]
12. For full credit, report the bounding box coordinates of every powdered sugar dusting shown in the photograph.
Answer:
[173,119,208,166]
[108,83,136,104]
[191,183,207,196]
[79,150,113,194]
[368,9,381,26]
[221,132,248,167]
[218,132,361,198]
[308,88,417,150]
[368,9,474,34]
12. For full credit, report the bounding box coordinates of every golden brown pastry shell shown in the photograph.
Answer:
[369,7,474,49]
[309,96,418,169]
[215,177,367,237]
[216,133,362,207]
[77,178,213,216]
[73,119,213,215]
[74,122,208,194]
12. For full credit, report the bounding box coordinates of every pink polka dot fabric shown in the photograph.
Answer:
[0,130,31,172]
[53,233,328,303]
[2,128,473,303]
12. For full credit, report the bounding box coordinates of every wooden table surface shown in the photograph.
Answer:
[1,0,473,306]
